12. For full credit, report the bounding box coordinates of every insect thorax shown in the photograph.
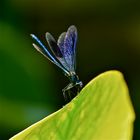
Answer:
[68,72,78,83]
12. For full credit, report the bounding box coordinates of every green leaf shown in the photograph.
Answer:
[10,70,135,140]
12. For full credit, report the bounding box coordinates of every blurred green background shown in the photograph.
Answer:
[0,0,140,139]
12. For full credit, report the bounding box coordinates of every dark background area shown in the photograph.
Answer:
[0,0,140,139]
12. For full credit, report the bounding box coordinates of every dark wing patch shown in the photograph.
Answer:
[45,32,63,58]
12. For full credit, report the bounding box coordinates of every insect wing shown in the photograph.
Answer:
[57,32,71,71]
[63,25,77,71]
[45,32,70,72]
[57,32,66,55]
[45,32,63,58]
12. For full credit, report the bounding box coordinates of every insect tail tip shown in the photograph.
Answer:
[32,43,40,52]
[32,43,36,47]
[30,34,36,39]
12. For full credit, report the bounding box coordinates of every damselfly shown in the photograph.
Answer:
[31,25,83,102]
